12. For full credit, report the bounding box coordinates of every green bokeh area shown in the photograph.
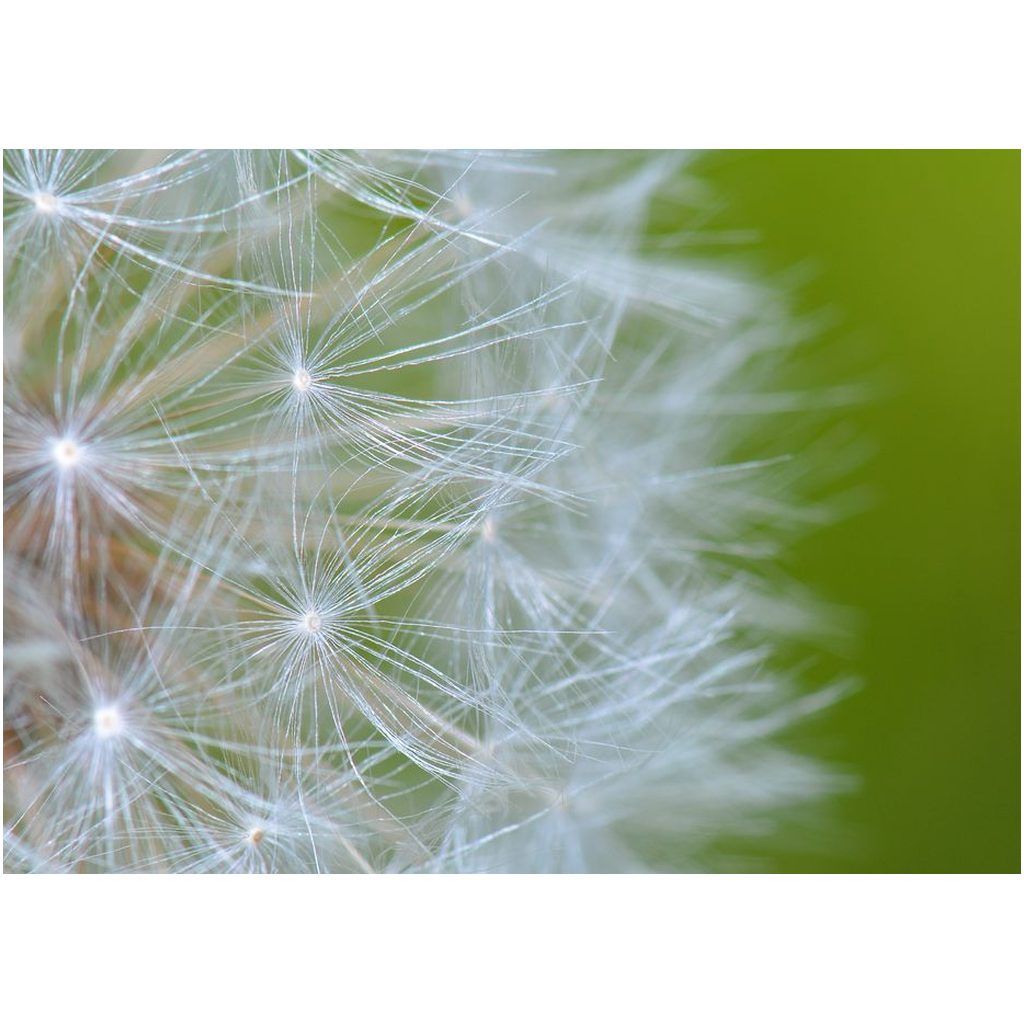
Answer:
[698,151,1019,872]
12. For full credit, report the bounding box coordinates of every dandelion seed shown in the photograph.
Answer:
[293,367,314,392]
[247,826,266,846]
[301,610,323,634]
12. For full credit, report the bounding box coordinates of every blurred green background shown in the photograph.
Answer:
[698,151,1019,872]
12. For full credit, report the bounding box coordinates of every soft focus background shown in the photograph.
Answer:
[698,150,1019,872]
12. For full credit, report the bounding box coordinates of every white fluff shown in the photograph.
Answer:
[3,149,845,872]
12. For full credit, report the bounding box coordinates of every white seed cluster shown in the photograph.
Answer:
[3,150,841,873]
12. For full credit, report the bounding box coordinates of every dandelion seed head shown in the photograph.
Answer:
[3,149,843,874]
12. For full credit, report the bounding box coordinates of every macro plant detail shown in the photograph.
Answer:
[3,149,842,873]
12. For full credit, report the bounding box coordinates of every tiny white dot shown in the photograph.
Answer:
[301,610,322,634]
[481,517,497,542]
[93,705,123,740]
[293,368,313,392]
[51,437,82,470]
[33,191,60,215]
